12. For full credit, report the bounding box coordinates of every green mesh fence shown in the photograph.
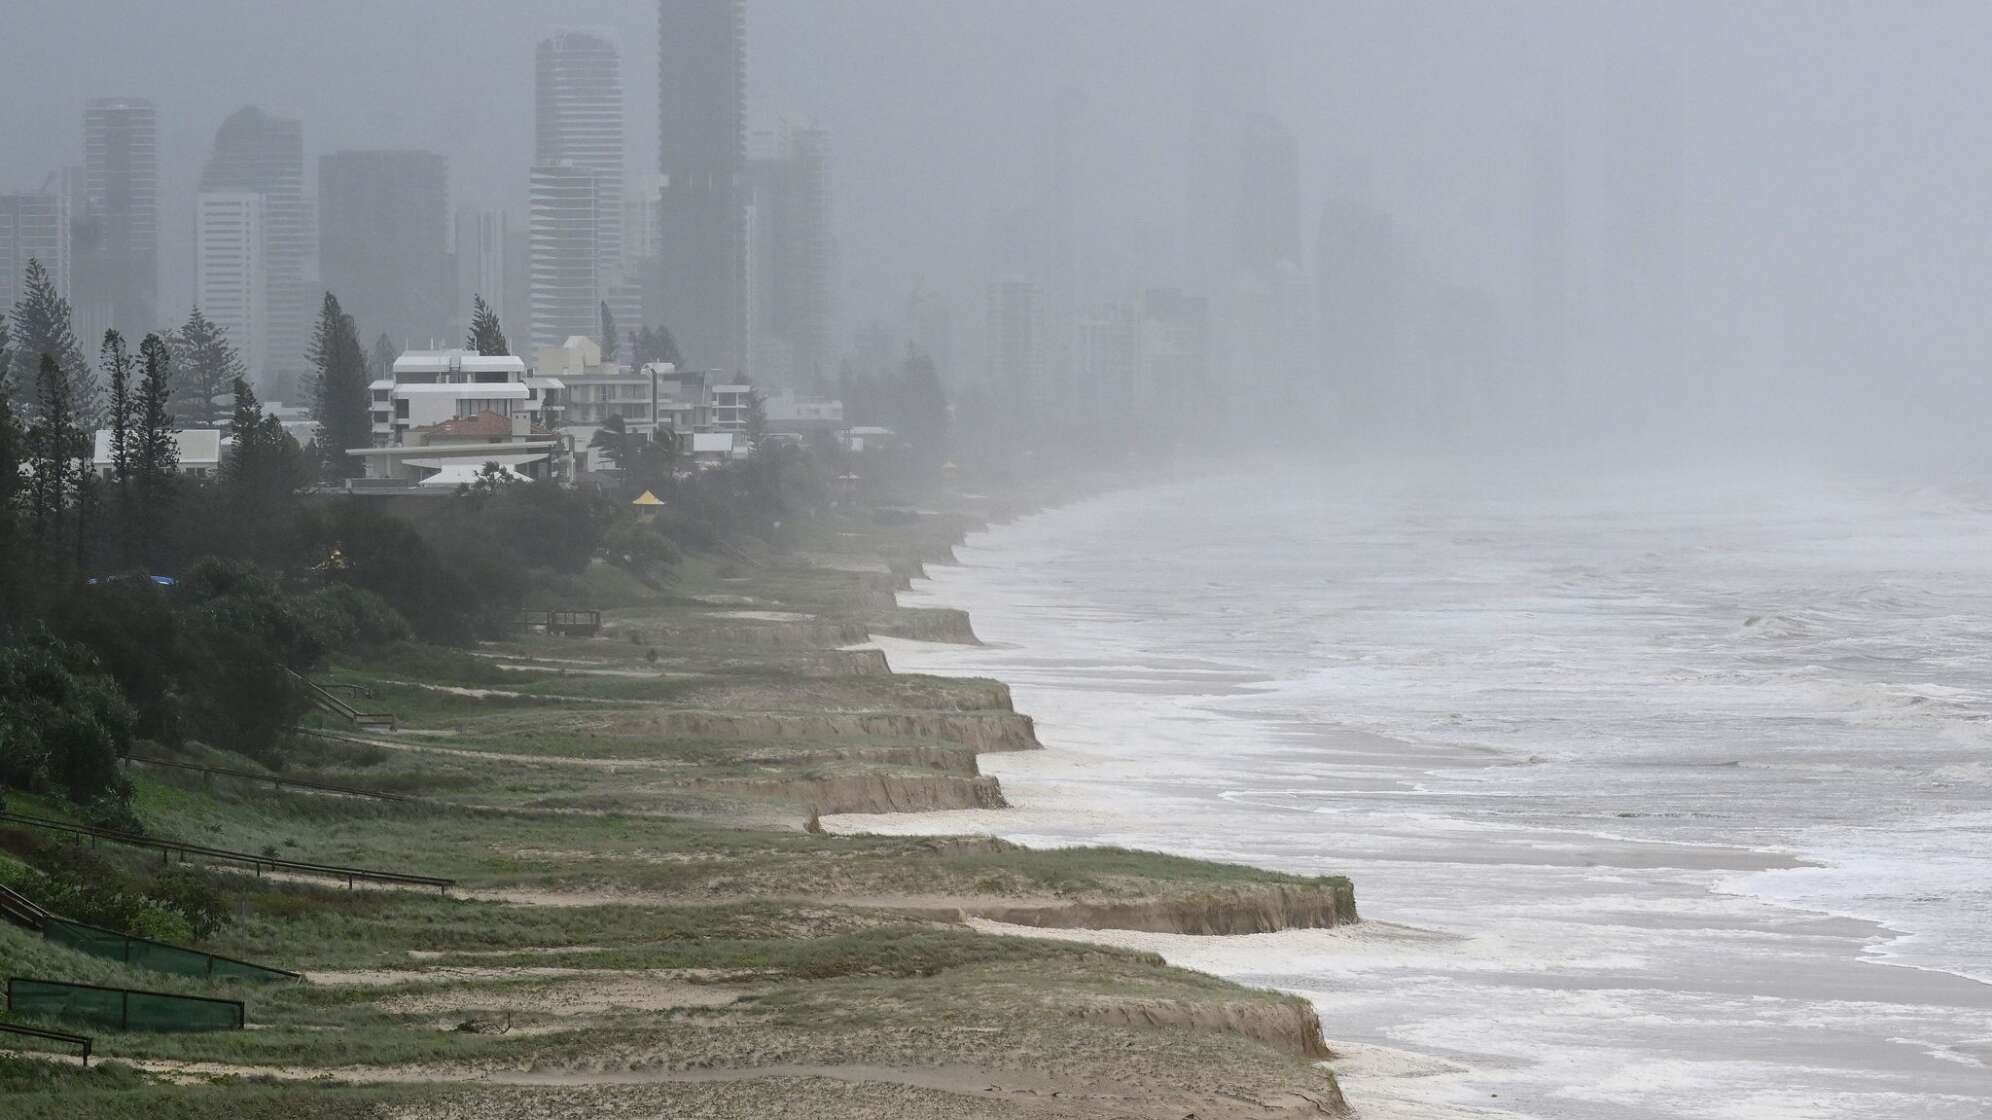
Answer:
[41,919,297,982]
[7,978,244,1032]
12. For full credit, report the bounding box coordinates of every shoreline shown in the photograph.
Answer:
[843,479,1992,1117]
[9,483,1371,1120]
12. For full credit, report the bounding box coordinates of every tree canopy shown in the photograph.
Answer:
[165,306,244,428]
[308,292,371,479]
[8,258,96,425]
[467,295,509,356]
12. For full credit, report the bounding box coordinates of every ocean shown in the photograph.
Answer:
[827,469,1992,1119]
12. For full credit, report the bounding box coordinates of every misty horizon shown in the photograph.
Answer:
[5,1,1992,458]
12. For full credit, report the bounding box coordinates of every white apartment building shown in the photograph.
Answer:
[349,349,569,488]
[195,191,268,378]
[711,384,755,432]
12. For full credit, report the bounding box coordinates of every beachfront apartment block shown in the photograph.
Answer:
[346,349,571,489]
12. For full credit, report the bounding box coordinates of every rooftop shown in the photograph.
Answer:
[392,349,529,377]
[91,428,222,465]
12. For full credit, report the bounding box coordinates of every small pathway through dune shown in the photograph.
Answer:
[127,1058,1335,1118]
[318,731,685,771]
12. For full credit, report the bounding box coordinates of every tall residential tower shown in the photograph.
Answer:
[77,98,158,341]
[653,0,746,373]
[318,149,452,350]
[531,28,626,348]
[200,107,313,394]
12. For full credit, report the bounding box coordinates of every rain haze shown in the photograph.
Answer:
[3,5,1992,1120]
[5,2,1992,459]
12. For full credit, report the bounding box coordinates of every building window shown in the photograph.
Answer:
[395,399,410,419]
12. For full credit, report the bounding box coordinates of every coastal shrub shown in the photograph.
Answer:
[601,520,681,585]
[0,633,136,806]
[0,838,233,942]
[299,501,482,645]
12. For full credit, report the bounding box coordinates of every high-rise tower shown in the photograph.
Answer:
[194,191,267,378]
[531,29,626,349]
[319,150,451,352]
[745,118,832,387]
[0,187,70,312]
[653,0,746,373]
[200,107,313,396]
[77,98,158,341]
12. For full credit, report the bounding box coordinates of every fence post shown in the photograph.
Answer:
[121,990,129,1031]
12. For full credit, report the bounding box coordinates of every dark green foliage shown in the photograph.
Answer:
[307,293,370,480]
[0,633,135,805]
[600,519,680,585]
[744,387,768,449]
[164,307,242,429]
[132,333,178,567]
[630,323,682,366]
[466,294,508,356]
[841,344,952,473]
[0,838,231,943]
[39,563,353,762]
[220,378,308,564]
[588,414,678,496]
[598,300,618,361]
[298,501,480,645]
[25,353,81,556]
[8,258,96,423]
[173,560,324,760]
[100,331,138,566]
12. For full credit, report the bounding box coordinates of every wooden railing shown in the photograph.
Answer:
[0,1020,91,1065]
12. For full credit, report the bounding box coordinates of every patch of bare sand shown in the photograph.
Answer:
[134,1060,1341,1119]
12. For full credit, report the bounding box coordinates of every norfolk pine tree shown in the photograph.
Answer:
[9,258,97,424]
[101,330,140,566]
[309,292,371,480]
[600,301,619,361]
[26,352,79,558]
[467,294,509,356]
[166,306,245,427]
[133,333,179,566]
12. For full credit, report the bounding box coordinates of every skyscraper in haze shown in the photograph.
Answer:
[531,29,626,349]
[654,0,746,373]
[454,207,510,344]
[76,98,157,342]
[194,191,267,377]
[318,149,451,351]
[745,118,832,387]
[0,187,69,312]
[200,107,313,396]
[530,161,611,349]
[985,277,1042,408]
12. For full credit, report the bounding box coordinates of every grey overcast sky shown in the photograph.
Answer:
[6,2,1992,452]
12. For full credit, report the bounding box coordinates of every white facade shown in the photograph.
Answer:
[529,161,609,349]
[710,384,755,432]
[369,349,563,442]
[195,191,268,378]
[532,29,625,352]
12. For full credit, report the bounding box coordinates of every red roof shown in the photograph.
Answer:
[419,411,554,439]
